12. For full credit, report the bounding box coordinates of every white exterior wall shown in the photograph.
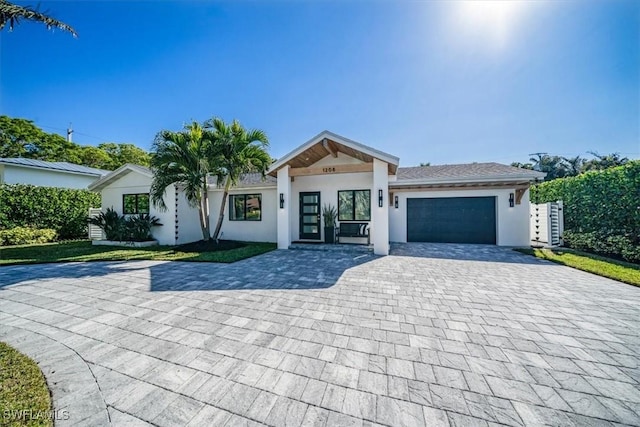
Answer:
[208,188,278,243]
[175,189,203,244]
[99,171,175,245]
[1,164,100,189]
[277,166,291,249]
[372,159,390,255]
[389,187,531,246]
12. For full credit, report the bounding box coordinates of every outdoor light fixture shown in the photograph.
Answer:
[509,193,515,208]
[279,193,285,209]
[394,195,398,209]
[378,189,383,207]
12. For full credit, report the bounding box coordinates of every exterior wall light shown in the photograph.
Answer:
[394,195,398,209]
[280,193,285,209]
[509,193,515,208]
[378,189,383,207]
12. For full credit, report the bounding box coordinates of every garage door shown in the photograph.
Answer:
[407,197,496,244]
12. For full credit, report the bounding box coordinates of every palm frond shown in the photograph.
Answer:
[0,0,77,36]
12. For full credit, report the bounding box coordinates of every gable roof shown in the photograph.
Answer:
[268,130,399,177]
[392,162,546,187]
[88,163,152,191]
[0,158,109,177]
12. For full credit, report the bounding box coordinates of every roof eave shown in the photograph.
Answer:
[268,130,399,176]
[391,174,545,187]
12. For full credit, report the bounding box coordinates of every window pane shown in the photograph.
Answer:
[355,190,371,221]
[123,194,137,214]
[303,205,318,214]
[303,194,318,203]
[246,194,261,220]
[137,194,150,214]
[338,191,354,221]
[230,195,245,220]
[303,225,318,233]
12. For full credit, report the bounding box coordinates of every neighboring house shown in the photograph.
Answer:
[0,158,109,189]
[89,131,546,254]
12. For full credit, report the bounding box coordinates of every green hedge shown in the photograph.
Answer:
[0,227,57,246]
[531,161,640,262]
[0,184,101,240]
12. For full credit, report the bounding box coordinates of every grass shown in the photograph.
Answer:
[516,247,640,287]
[0,342,52,427]
[0,240,277,266]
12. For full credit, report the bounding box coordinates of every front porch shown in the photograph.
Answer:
[268,131,399,256]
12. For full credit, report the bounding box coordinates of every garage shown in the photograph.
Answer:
[407,196,497,244]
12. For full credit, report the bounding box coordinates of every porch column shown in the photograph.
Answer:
[277,166,292,249]
[372,158,389,255]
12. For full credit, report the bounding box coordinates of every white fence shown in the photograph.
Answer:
[530,201,564,247]
[88,208,104,240]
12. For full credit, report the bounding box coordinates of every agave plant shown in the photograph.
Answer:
[88,208,124,241]
[88,208,162,242]
[125,214,163,242]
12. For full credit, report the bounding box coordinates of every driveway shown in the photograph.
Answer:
[0,243,639,427]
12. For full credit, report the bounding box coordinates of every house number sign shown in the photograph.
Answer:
[322,167,336,173]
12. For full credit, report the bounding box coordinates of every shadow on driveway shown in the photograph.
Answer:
[0,249,378,292]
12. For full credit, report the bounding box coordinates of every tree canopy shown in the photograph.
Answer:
[0,115,150,170]
[511,152,629,181]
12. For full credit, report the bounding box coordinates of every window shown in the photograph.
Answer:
[338,190,371,221]
[123,193,150,214]
[229,194,262,221]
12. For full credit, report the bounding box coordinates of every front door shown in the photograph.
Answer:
[299,192,321,240]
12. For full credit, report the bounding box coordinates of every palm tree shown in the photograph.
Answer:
[562,155,585,177]
[0,0,76,36]
[205,118,270,240]
[150,122,217,241]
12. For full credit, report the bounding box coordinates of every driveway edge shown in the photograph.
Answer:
[0,325,110,426]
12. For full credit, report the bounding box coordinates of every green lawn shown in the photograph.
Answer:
[516,247,640,287]
[0,240,276,266]
[0,342,52,427]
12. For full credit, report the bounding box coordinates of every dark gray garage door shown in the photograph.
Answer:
[407,197,496,244]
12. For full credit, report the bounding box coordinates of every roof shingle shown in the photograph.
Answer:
[0,158,109,176]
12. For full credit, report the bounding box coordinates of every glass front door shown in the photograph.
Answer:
[299,192,321,240]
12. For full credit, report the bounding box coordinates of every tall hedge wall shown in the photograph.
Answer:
[0,184,101,239]
[530,161,639,235]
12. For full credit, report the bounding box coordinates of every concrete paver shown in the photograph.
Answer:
[1,243,639,426]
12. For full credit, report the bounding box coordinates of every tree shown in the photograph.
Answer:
[511,162,534,170]
[529,154,568,181]
[205,118,270,241]
[419,162,431,167]
[0,0,76,36]
[583,151,629,171]
[561,155,585,177]
[149,122,217,241]
[98,143,151,169]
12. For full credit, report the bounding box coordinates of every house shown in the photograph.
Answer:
[0,158,109,189]
[88,131,546,255]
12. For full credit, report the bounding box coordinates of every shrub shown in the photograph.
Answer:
[563,231,640,263]
[0,184,101,239]
[88,208,162,242]
[531,161,640,263]
[0,227,57,246]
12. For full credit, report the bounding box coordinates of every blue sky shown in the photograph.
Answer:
[1,0,638,165]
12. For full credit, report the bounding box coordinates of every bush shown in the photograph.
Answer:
[563,231,640,263]
[531,161,639,263]
[0,184,101,239]
[88,208,162,242]
[0,227,57,246]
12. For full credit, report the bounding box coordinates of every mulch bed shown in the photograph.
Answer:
[175,239,246,253]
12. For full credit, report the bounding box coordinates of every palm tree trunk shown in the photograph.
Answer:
[212,177,230,240]
[198,185,211,241]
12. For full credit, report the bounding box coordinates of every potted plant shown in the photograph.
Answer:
[322,204,337,244]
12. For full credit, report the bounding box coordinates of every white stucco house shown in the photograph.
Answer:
[88,131,545,255]
[0,158,109,189]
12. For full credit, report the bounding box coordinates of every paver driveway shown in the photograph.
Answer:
[1,243,639,427]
